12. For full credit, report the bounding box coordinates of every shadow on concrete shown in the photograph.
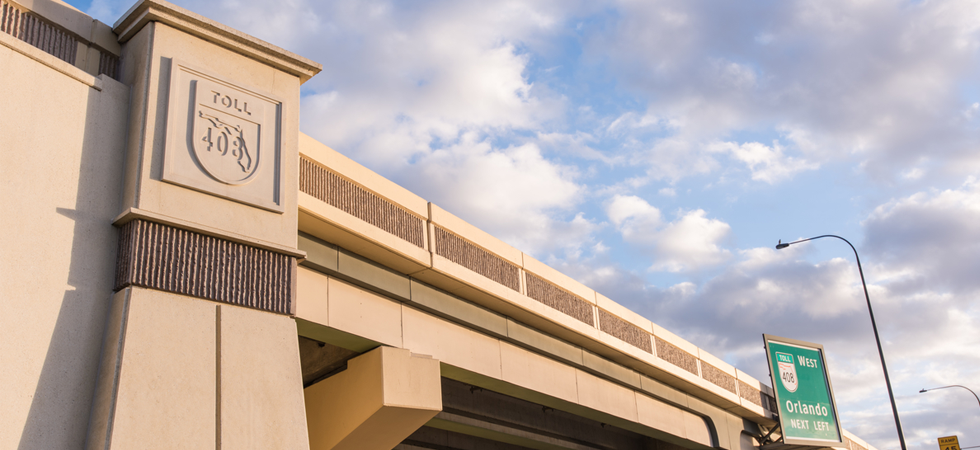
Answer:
[16,66,130,449]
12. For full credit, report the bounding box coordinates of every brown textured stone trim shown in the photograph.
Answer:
[654,337,699,376]
[597,309,650,352]
[702,362,737,394]
[300,156,425,248]
[1,1,77,64]
[524,272,595,326]
[98,51,118,79]
[764,392,777,412]
[434,226,520,291]
[737,380,763,406]
[114,220,295,314]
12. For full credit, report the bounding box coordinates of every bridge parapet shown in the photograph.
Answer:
[297,132,779,425]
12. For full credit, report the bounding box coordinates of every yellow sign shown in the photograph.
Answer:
[938,435,960,450]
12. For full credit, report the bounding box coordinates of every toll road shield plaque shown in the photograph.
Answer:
[192,84,262,185]
[164,60,284,212]
[776,352,799,393]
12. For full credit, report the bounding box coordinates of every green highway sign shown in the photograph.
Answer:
[764,334,843,446]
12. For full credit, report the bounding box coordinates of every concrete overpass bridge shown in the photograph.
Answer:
[0,1,881,449]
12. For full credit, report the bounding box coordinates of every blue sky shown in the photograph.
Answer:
[72,0,980,449]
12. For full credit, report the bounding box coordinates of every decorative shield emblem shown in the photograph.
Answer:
[777,352,799,392]
[192,80,263,185]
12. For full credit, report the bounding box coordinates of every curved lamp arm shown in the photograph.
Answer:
[920,385,980,410]
[776,235,907,450]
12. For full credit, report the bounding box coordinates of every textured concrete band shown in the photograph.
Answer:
[524,272,595,326]
[0,0,119,78]
[701,362,737,394]
[597,308,649,351]
[434,226,521,292]
[114,219,296,315]
[655,337,700,376]
[300,156,425,248]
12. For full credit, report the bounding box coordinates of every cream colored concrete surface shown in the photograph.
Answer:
[505,319,584,366]
[114,0,320,82]
[337,249,412,299]
[428,203,523,266]
[583,350,642,389]
[522,253,596,304]
[298,191,430,271]
[311,274,734,449]
[299,134,429,217]
[408,280,509,338]
[305,347,441,450]
[112,207,306,257]
[402,306,503,380]
[0,31,104,89]
[688,396,735,449]
[89,288,311,450]
[733,369,771,419]
[220,305,310,450]
[0,34,129,450]
[297,266,330,325]
[652,324,701,357]
[328,277,404,347]
[429,254,523,300]
[596,293,653,334]
[298,204,430,275]
[86,290,130,450]
[690,350,743,408]
[100,289,218,449]
[428,252,608,350]
[574,369,639,422]
[639,374,691,409]
[117,20,302,249]
[290,127,781,422]
[698,348,737,378]
[635,392,711,447]
[499,341,579,404]
[14,0,121,56]
[592,330,658,376]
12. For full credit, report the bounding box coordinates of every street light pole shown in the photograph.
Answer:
[776,235,908,450]
[920,385,980,410]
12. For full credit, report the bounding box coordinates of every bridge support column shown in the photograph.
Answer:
[304,346,442,450]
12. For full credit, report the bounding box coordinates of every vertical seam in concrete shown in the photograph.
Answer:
[215,304,222,450]
[103,289,132,450]
[497,338,503,383]
[132,22,154,207]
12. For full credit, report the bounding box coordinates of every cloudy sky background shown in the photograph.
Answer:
[75,0,980,448]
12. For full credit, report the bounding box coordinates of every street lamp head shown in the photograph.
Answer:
[919,389,928,393]
[776,240,790,250]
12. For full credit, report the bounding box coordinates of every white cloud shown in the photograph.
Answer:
[636,137,721,182]
[586,0,980,183]
[863,177,980,295]
[410,134,590,256]
[606,194,661,229]
[709,140,818,183]
[648,209,732,272]
[605,196,731,272]
[536,132,619,164]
